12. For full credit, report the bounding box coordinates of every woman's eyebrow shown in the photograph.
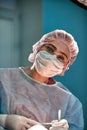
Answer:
[60,51,68,59]
[47,44,56,50]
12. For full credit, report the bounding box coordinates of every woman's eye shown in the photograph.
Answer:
[46,46,54,54]
[57,56,64,62]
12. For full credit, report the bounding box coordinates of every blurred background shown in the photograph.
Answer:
[0,0,87,129]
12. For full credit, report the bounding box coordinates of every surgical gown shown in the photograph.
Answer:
[0,68,84,130]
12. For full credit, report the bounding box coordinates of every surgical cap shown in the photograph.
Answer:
[28,29,79,67]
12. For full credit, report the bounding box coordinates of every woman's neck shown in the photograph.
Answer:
[22,66,49,84]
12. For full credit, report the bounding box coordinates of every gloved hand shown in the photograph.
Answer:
[4,114,38,130]
[28,124,48,130]
[49,119,69,130]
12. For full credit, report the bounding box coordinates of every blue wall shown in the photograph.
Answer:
[43,0,87,129]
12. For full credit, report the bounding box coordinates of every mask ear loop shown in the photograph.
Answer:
[59,63,69,76]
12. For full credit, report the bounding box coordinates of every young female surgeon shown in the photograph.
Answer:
[0,29,84,130]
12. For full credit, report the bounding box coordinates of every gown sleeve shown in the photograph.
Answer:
[65,94,84,130]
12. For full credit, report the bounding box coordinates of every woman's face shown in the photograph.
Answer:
[39,40,70,65]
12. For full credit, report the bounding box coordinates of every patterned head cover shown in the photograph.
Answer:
[28,29,79,73]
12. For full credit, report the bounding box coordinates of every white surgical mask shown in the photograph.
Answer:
[33,51,64,77]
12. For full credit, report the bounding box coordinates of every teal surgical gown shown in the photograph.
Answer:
[0,68,84,130]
